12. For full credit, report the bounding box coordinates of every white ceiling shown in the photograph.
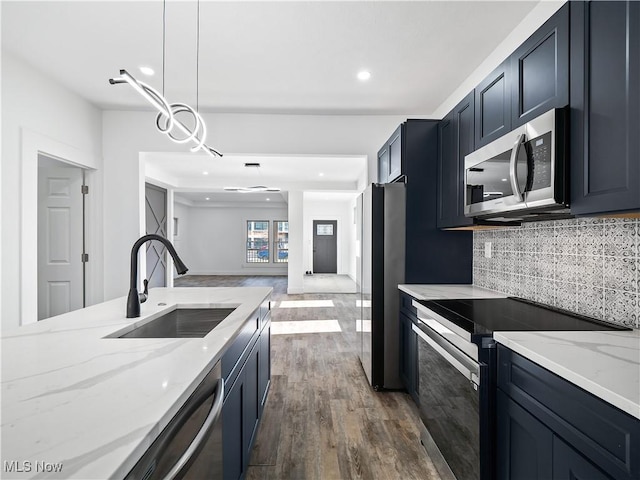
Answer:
[2,0,539,115]
[146,152,367,193]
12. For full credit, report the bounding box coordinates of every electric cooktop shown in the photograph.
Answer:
[416,297,628,337]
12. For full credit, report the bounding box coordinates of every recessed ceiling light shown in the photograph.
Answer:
[266,198,270,201]
[319,172,325,177]
[205,197,210,200]
[139,66,155,76]
[357,70,371,81]
[501,178,508,182]
[203,171,209,175]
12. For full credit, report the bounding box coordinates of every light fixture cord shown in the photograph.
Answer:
[162,0,166,97]
[196,0,200,112]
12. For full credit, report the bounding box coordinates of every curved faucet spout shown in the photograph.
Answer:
[127,234,189,318]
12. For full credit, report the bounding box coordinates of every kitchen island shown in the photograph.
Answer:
[1,287,271,479]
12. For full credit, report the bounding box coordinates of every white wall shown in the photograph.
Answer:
[102,111,408,300]
[172,201,191,278]
[1,52,103,331]
[303,194,357,279]
[172,201,288,276]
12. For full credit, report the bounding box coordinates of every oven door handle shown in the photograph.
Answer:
[509,133,526,202]
[163,377,225,480]
[412,323,480,385]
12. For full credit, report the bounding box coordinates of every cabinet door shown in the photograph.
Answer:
[511,3,569,127]
[223,374,244,480]
[475,60,512,148]
[453,92,475,226]
[399,312,416,400]
[243,342,260,459]
[377,144,389,184]
[258,321,271,414]
[496,389,553,480]
[388,125,403,182]
[553,436,615,480]
[570,0,640,215]
[437,111,456,228]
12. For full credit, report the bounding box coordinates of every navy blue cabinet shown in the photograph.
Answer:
[437,92,475,228]
[496,389,553,480]
[222,304,271,480]
[511,3,569,127]
[377,125,402,183]
[553,436,615,480]
[497,345,640,480]
[475,60,512,148]
[258,319,271,416]
[570,0,640,215]
[399,311,417,403]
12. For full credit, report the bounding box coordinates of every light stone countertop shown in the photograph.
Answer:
[399,284,640,420]
[398,283,507,301]
[494,330,640,420]
[0,287,271,479]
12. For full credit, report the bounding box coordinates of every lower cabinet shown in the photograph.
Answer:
[258,319,271,415]
[222,306,271,480]
[496,389,553,480]
[399,311,418,403]
[496,345,639,480]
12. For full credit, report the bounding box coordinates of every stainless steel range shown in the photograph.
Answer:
[412,297,627,480]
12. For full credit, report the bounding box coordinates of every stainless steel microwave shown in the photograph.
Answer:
[464,108,569,222]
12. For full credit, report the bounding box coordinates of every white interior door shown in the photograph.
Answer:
[37,160,84,320]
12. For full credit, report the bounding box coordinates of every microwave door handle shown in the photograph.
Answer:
[509,133,526,202]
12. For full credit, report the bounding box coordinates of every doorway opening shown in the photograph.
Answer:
[37,154,87,320]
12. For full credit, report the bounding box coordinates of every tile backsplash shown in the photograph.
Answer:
[473,218,639,329]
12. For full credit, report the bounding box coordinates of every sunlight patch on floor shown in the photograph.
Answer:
[271,320,342,335]
[356,300,371,307]
[276,300,335,309]
[355,320,372,332]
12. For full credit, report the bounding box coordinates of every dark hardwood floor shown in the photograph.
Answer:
[175,275,440,479]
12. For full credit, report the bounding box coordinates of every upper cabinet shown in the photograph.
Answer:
[570,0,640,215]
[475,60,512,148]
[438,92,475,228]
[377,125,403,183]
[511,3,569,127]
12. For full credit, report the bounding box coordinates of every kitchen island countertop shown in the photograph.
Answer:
[0,287,271,479]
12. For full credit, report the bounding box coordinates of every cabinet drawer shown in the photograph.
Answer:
[497,345,640,479]
[222,310,260,389]
[260,299,271,330]
[399,291,418,318]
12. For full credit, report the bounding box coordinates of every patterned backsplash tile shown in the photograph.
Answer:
[473,218,639,329]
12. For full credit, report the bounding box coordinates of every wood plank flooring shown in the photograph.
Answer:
[175,275,441,480]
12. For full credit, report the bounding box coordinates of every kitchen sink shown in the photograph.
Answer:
[115,308,236,338]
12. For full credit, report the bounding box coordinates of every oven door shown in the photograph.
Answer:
[413,322,484,480]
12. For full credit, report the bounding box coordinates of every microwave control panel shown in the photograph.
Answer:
[526,131,552,191]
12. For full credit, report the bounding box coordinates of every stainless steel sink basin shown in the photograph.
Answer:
[117,308,236,338]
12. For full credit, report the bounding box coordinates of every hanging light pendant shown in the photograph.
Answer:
[109,0,221,157]
[109,70,220,157]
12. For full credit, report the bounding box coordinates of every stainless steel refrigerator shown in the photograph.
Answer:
[356,183,405,390]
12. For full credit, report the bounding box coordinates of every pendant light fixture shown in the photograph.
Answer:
[224,163,281,193]
[109,0,221,157]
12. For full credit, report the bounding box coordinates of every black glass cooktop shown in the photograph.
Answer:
[416,297,627,337]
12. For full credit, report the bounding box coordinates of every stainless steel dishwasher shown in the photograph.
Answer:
[125,361,224,480]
